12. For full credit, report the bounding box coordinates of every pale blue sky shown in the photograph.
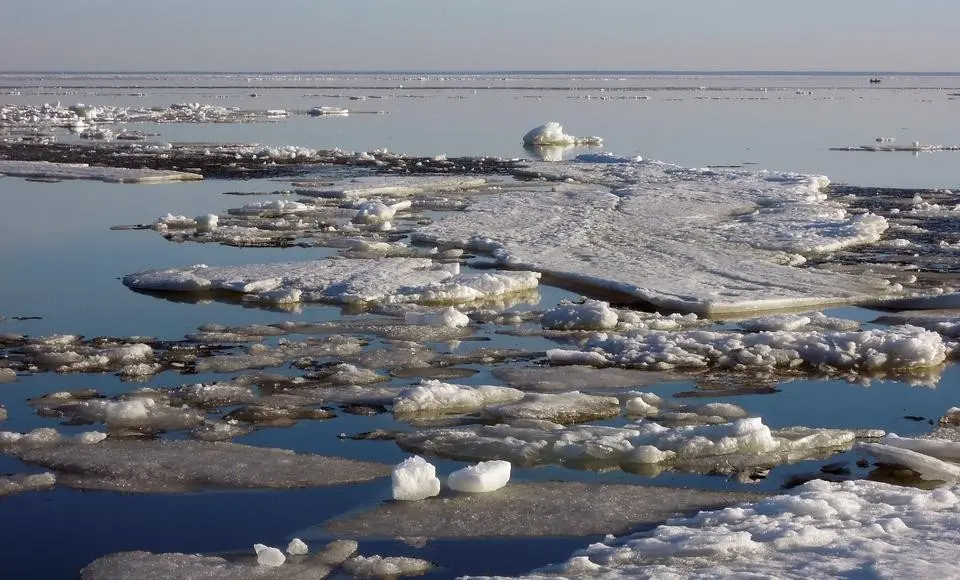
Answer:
[2,0,957,72]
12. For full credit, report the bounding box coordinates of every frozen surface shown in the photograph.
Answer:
[0,160,202,183]
[415,159,897,315]
[293,175,486,199]
[123,258,540,306]
[392,455,441,501]
[326,481,765,538]
[393,380,524,416]
[447,460,511,493]
[4,438,390,492]
[494,480,960,580]
[547,324,947,373]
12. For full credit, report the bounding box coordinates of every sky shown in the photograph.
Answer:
[2,0,958,72]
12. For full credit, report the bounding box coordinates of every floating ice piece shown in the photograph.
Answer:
[75,431,108,444]
[831,143,960,152]
[403,306,470,328]
[0,160,202,183]
[484,392,622,424]
[447,460,511,493]
[309,106,349,116]
[294,175,486,199]
[522,122,603,147]
[858,442,960,482]
[8,439,391,492]
[0,472,56,496]
[548,324,946,373]
[392,455,441,501]
[80,550,331,580]
[541,299,619,330]
[393,380,524,416]
[0,368,15,383]
[416,160,896,316]
[286,538,309,556]
[230,200,313,215]
[353,199,412,223]
[513,479,960,579]
[343,555,434,578]
[253,544,285,567]
[123,258,540,307]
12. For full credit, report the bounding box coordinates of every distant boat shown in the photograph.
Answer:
[869,77,882,84]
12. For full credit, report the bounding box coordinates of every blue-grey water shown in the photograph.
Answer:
[1,72,958,578]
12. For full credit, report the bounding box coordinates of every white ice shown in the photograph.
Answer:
[393,380,525,416]
[415,158,897,315]
[522,122,603,147]
[253,544,285,567]
[391,455,441,501]
[403,306,471,328]
[123,258,540,306]
[541,299,619,330]
[293,175,486,199]
[286,538,309,556]
[0,160,202,183]
[502,479,960,580]
[447,460,511,493]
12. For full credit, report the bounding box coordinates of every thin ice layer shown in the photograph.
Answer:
[501,480,960,580]
[123,258,540,306]
[416,159,893,315]
[293,175,486,199]
[0,160,202,183]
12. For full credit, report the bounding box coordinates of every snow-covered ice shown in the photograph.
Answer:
[447,460,511,493]
[541,299,619,330]
[293,175,486,199]
[391,455,441,501]
[0,160,202,183]
[253,544,285,567]
[393,380,525,416]
[522,122,603,147]
[415,159,897,315]
[286,538,309,556]
[123,258,540,306]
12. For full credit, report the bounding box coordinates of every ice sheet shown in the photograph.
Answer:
[0,160,202,183]
[415,159,895,315]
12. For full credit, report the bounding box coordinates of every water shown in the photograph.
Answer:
[1,72,958,578]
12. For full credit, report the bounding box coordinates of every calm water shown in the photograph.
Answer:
[1,72,958,578]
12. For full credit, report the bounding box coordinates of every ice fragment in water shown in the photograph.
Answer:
[522,122,602,147]
[392,455,441,501]
[286,538,309,556]
[253,543,285,567]
[447,460,511,493]
[541,299,619,330]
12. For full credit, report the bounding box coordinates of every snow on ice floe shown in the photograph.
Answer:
[327,481,765,538]
[499,479,960,580]
[392,455,441,501]
[122,258,540,306]
[396,416,880,474]
[415,158,896,315]
[547,323,947,374]
[293,175,486,199]
[393,380,525,417]
[2,437,390,492]
[0,160,202,183]
[0,472,55,496]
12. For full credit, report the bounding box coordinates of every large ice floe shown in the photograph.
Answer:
[123,258,540,306]
[414,157,900,315]
[484,479,960,580]
[0,160,202,183]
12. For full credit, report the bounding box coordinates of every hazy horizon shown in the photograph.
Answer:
[2,1,957,73]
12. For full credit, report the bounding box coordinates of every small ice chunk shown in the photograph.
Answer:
[447,460,511,493]
[76,431,108,444]
[404,306,470,328]
[343,555,434,578]
[542,299,619,330]
[522,122,603,147]
[253,543,286,567]
[392,455,441,501]
[0,368,17,383]
[286,538,309,556]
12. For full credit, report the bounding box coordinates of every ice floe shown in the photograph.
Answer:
[123,258,540,307]
[0,472,56,496]
[415,158,897,315]
[503,479,960,579]
[2,437,390,492]
[522,122,602,147]
[547,323,947,374]
[447,460,511,493]
[393,380,525,417]
[0,160,202,183]
[293,175,486,199]
[541,299,619,330]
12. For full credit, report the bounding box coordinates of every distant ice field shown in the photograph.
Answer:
[3,72,959,188]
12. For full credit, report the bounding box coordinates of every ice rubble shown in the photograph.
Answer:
[503,479,960,580]
[541,299,619,330]
[0,160,202,183]
[415,158,898,315]
[3,437,391,492]
[123,258,540,306]
[396,416,878,471]
[522,122,603,147]
[392,455,441,501]
[447,460,512,493]
[547,323,947,373]
[403,306,471,328]
[393,380,525,416]
[293,175,486,199]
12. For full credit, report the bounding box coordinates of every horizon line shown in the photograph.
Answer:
[1,68,959,76]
